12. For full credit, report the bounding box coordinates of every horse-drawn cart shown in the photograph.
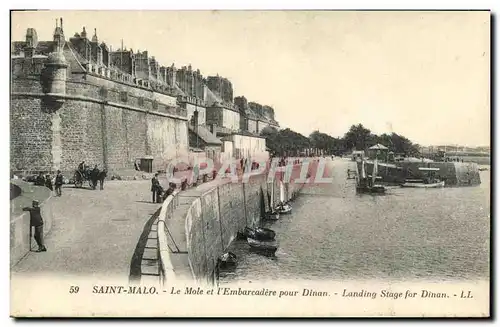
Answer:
[73,169,94,188]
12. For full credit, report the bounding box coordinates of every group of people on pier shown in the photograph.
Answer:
[33,171,64,196]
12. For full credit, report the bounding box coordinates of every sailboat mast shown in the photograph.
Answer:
[372,159,378,186]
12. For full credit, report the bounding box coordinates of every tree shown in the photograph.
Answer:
[343,124,372,151]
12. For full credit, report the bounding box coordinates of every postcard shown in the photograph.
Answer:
[9,10,490,317]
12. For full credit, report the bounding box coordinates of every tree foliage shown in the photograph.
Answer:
[260,123,420,157]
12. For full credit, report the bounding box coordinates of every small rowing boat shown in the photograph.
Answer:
[275,203,292,214]
[247,237,279,255]
[217,252,238,270]
[244,227,276,241]
[401,180,445,188]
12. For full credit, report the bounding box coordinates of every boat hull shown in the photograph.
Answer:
[218,252,238,270]
[263,212,280,221]
[247,237,278,254]
[275,205,292,214]
[401,181,445,188]
[356,185,386,194]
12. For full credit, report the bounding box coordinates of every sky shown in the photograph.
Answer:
[11,10,490,147]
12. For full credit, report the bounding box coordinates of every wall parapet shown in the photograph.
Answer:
[10,180,54,268]
[11,91,188,121]
[157,190,180,287]
[156,162,312,286]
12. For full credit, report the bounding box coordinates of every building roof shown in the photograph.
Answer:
[220,129,265,139]
[188,124,222,145]
[369,143,389,150]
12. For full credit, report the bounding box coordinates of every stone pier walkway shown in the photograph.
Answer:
[11,179,166,280]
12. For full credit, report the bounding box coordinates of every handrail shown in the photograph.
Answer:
[157,190,179,288]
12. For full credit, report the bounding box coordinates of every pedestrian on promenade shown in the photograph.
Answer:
[22,200,47,252]
[151,173,160,203]
[44,174,53,192]
[156,184,165,203]
[54,170,63,197]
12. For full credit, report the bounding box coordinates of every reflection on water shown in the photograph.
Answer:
[220,160,490,283]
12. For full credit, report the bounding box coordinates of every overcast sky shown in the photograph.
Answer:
[11,10,490,146]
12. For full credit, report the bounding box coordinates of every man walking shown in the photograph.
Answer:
[151,173,160,203]
[22,200,47,252]
[54,170,63,197]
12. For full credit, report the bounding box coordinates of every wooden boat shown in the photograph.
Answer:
[356,184,386,194]
[263,212,280,221]
[244,227,276,241]
[401,167,445,188]
[247,237,278,254]
[401,180,445,188]
[217,252,238,270]
[275,203,292,214]
[356,160,386,194]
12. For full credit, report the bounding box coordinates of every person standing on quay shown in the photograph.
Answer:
[151,173,160,203]
[22,200,47,252]
[54,170,63,197]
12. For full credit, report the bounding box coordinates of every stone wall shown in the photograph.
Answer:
[10,97,53,171]
[10,181,53,268]
[11,71,189,174]
[182,163,311,284]
[362,161,481,186]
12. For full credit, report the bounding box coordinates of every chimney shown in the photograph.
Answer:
[193,110,199,149]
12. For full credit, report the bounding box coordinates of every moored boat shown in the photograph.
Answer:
[244,227,276,241]
[247,237,279,255]
[217,252,238,270]
[356,159,387,194]
[275,203,292,214]
[356,184,386,194]
[263,212,280,221]
[400,167,445,188]
[401,180,445,188]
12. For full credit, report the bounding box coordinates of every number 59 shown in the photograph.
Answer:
[69,286,79,294]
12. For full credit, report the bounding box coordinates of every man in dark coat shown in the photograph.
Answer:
[90,165,100,190]
[22,200,47,252]
[151,173,160,203]
[54,170,63,196]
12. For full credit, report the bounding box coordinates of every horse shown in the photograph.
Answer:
[97,169,107,190]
